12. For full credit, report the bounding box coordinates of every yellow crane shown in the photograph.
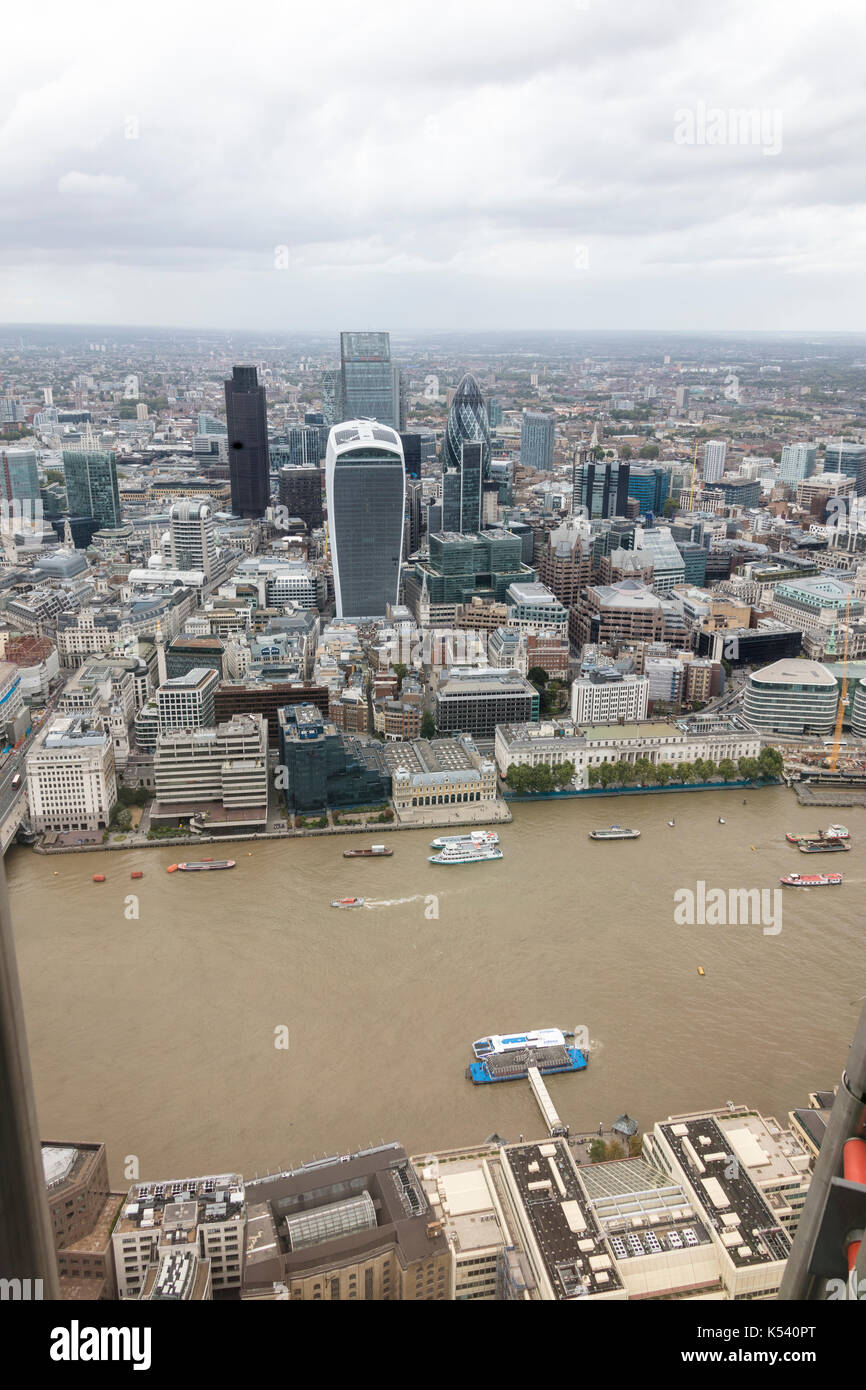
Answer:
[829,596,850,772]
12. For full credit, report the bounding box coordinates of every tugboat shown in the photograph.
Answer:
[331,896,365,908]
[588,826,640,840]
[780,872,843,887]
[342,845,393,858]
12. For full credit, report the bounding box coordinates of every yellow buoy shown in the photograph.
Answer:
[697,966,706,977]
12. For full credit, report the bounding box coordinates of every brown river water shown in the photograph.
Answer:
[7,785,865,1188]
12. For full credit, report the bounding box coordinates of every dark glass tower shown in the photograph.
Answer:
[61,450,121,527]
[443,373,491,481]
[225,366,271,517]
[326,421,405,618]
[442,441,483,532]
[339,332,395,427]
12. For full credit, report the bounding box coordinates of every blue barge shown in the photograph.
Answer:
[468,1046,588,1085]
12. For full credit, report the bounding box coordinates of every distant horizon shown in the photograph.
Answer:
[3,322,866,342]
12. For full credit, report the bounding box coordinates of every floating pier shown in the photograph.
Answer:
[467,1044,587,1085]
[527,1066,568,1137]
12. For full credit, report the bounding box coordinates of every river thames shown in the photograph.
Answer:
[7,785,865,1187]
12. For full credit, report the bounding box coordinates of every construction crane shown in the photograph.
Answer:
[829,596,850,772]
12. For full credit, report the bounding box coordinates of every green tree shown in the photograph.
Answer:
[599,762,616,787]
[529,763,554,792]
[588,1139,607,1163]
[620,445,633,460]
[506,764,532,793]
[638,443,660,459]
[633,757,654,786]
[605,1138,626,1161]
[758,746,783,779]
[628,1133,643,1158]
[738,756,761,781]
[655,762,675,785]
[527,667,548,688]
[393,663,407,691]
[554,759,576,788]
[718,757,737,782]
[678,761,695,783]
[420,711,435,739]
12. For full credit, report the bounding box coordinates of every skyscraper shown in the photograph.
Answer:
[61,449,121,528]
[442,441,483,532]
[572,450,630,519]
[169,500,217,578]
[224,366,271,518]
[339,332,396,426]
[702,440,727,484]
[443,374,491,479]
[780,443,817,486]
[0,448,40,509]
[326,421,405,618]
[520,411,555,472]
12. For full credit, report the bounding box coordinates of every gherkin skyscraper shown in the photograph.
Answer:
[441,374,491,533]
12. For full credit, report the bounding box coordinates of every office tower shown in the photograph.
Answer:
[824,441,866,496]
[339,332,395,426]
[442,440,483,533]
[702,440,727,484]
[520,410,555,472]
[321,368,340,426]
[326,420,406,618]
[393,366,406,432]
[627,466,669,515]
[405,479,423,555]
[278,466,323,532]
[156,668,219,735]
[780,443,817,486]
[572,450,630,519]
[675,386,690,412]
[224,366,271,518]
[443,373,491,479]
[488,399,503,428]
[169,499,217,577]
[0,448,40,509]
[272,424,326,470]
[399,432,423,479]
[60,449,121,527]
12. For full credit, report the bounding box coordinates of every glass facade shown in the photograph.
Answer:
[277,704,392,812]
[61,450,121,527]
[340,332,395,426]
[0,448,40,508]
[520,411,555,472]
[326,425,405,618]
[225,366,271,518]
[572,456,630,519]
[443,374,490,481]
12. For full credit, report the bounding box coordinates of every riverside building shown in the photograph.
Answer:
[743,658,838,736]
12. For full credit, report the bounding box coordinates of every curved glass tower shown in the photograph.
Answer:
[326,421,405,618]
[443,373,491,477]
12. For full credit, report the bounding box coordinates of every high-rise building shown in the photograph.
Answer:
[0,447,40,510]
[156,667,219,735]
[627,466,669,515]
[702,440,727,484]
[224,366,271,518]
[442,440,484,532]
[169,500,217,578]
[824,441,866,496]
[572,451,630,519]
[520,411,555,472]
[278,466,323,532]
[442,374,491,481]
[339,332,395,426]
[780,444,817,486]
[61,450,121,528]
[326,420,406,618]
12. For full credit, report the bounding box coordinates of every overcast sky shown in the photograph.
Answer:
[2,0,865,333]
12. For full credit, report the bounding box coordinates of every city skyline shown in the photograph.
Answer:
[2,1,865,333]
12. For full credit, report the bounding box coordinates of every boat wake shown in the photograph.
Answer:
[363,894,431,909]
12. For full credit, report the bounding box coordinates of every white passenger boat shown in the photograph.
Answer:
[472,1028,565,1059]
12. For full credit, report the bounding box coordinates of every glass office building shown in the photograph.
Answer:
[443,374,490,478]
[61,449,122,527]
[442,440,484,532]
[326,420,405,618]
[572,454,630,519]
[0,447,40,508]
[224,365,271,517]
[339,332,395,427]
[520,411,555,472]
